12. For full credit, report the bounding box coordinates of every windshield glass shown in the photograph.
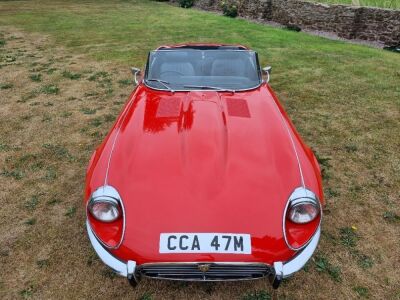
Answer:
[145,50,261,91]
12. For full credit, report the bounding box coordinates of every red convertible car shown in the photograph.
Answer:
[84,44,324,288]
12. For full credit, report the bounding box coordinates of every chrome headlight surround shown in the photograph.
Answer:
[86,185,126,249]
[288,197,320,224]
[283,187,322,251]
[88,196,121,223]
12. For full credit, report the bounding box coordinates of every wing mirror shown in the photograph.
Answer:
[131,67,141,85]
[262,66,272,83]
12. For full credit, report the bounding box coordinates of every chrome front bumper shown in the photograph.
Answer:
[86,221,320,286]
[86,221,136,278]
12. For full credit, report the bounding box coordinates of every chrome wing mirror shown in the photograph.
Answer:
[262,66,272,83]
[131,67,141,85]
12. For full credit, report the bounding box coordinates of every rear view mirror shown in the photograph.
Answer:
[131,67,141,85]
[262,66,272,83]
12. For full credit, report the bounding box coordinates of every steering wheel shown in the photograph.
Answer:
[159,70,184,77]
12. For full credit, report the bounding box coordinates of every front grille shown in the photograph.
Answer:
[137,263,273,281]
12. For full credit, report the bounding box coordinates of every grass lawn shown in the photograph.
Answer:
[0,0,399,299]
[306,0,400,9]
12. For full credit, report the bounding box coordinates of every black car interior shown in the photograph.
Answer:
[146,49,261,90]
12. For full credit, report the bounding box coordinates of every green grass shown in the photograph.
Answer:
[353,286,369,298]
[339,227,358,248]
[306,0,400,9]
[314,254,342,282]
[62,70,81,80]
[242,290,272,300]
[29,73,42,82]
[0,83,13,89]
[25,218,37,225]
[0,0,398,116]
[40,84,59,95]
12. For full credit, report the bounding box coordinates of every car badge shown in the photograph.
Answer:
[198,264,210,272]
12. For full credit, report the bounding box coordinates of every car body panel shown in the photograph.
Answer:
[85,81,323,265]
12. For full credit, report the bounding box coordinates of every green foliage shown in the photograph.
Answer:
[62,70,81,80]
[315,152,331,179]
[0,144,10,152]
[81,107,97,115]
[88,71,109,81]
[383,211,400,222]
[4,55,16,63]
[139,293,153,300]
[61,111,72,118]
[356,252,374,269]
[90,117,103,127]
[37,259,49,268]
[46,68,57,74]
[29,73,42,82]
[221,1,238,18]
[47,198,61,205]
[242,290,271,300]
[0,83,13,89]
[25,195,40,211]
[118,78,131,86]
[1,169,24,180]
[42,143,73,161]
[40,84,59,94]
[339,227,358,248]
[44,167,57,181]
[353,286,369,298]
[314,255,342,282]
[20,287,33,299]
[179,0,194,8]
[25,218,37,225]
[65,206,76,217]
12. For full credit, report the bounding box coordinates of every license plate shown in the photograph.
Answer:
[159,233,251,254]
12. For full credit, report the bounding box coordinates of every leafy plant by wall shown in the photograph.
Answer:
[220,0,238,18]
[179,0,194,8]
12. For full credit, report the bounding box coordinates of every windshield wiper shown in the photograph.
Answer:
[183,85,235,93]
[146,78,174,93]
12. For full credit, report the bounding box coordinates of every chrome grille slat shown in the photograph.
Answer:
[138,263,273,281]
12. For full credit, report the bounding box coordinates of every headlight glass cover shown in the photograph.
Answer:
[89,197,120,222]
[288,201,319,224]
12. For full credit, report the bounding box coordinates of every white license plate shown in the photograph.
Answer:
[159,233,251,254]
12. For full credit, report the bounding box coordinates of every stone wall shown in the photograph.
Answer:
[171,0,400,46]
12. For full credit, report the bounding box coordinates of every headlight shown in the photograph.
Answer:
[88,197,120,222]
[288,201,319,224]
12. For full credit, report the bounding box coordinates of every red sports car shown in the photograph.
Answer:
[84,44,324,288]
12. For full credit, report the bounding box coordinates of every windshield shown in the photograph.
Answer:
[144,49,262,91]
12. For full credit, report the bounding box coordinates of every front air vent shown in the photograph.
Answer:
[137,263,273,281]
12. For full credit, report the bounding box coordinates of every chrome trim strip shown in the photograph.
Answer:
[104,90,138,186]
[86,185,126,250]
[86,220,129,277]
[137,276,266,282]
[142,81,263,93]
[281,226,321,278]
[282,187,322,251]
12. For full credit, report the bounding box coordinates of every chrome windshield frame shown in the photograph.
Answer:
[143,49,263,92]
